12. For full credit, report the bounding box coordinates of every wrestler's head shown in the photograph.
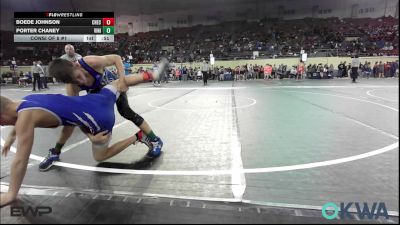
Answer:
[48,58,90,86]
[0,96,17,126]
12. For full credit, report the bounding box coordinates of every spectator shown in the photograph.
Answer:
[328,64,334,77]
[234,66,240,81]
[338,61,345,78]
[196,69,203,81]
[364,62,372,78]
[263,64,272,80]
[219,67,225,81]
[296,60,305,80]
[18,72,28,87]
[290,66,298,79]
[60,44,82,62]
[152,61,161,86]
[182,66,188,81]
[378,61,384,78]
[175,67,181,81]
[391,61,399,77]
[384,62,391,77]
[123,58,132,75]
[373,62,378,78]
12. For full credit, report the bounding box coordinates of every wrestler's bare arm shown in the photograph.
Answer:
[0,112,35,206]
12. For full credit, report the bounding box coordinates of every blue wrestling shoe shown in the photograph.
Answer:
[39,148,60,172]
[135,131,163,158]
[147,137,163,158]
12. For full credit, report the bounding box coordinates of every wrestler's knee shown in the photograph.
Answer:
[131,113,144,126]
[119,107,144,126]
[116,93,144,126]
[91,135,112,162]
[93,152,106,162]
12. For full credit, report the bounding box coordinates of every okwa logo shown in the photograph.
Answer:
[322,202,389,220]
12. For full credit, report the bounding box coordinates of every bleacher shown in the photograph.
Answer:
[1,16,398,66]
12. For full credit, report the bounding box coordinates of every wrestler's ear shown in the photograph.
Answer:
[72,62,81,69]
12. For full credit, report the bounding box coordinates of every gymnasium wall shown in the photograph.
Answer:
[129,56,400,72]
[2,56,398,76]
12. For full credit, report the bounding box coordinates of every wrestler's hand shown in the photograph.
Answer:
[1,143,12,157]
[0,192,16,207]
[117,77,129,93]
[88,131,110,145]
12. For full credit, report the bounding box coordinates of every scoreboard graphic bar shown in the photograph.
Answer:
[14,12,114,18]
[15,18,113,26]
[14,12,114,42]
[15,27,109,34]
[14,35,114,42]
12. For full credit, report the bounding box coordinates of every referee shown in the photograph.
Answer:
[351,55,360,83]
[31,61,41,91]
[201,59,210,85]
[60,44,82,62]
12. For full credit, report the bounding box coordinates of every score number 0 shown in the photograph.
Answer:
[102,18,114,26]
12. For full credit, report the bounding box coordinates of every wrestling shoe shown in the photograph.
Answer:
[39,148,60,172]
[135,130,153,150]
[146,136,163,158]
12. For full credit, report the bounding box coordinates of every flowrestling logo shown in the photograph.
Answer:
[321,202,389,220]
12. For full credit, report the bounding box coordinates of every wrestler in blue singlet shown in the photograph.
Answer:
[16,85,118,135]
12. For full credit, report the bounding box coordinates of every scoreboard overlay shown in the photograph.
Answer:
[14,12,114,42]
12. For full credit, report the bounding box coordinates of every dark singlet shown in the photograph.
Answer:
[78,58,116,93]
